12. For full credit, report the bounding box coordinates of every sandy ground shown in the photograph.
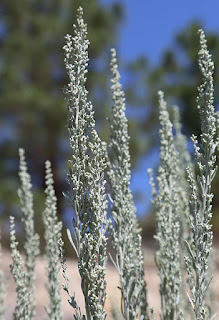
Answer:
[1,246,219,319]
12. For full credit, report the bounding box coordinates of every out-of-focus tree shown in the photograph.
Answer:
[0,0,123,224]
[125,22,219,231]
[147,22,219,137]
[126,22,219,141]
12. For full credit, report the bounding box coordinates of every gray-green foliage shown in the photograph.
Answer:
[59,13,217,320]
[58,238,85,320]
[149,91,182,320]
[107,48,148,320]
[173,105,191,228]
[62,6,108,320]
[185,29,217,320]
[10,216,31,320]
[4,7,219,320]
[10,149,40,319]
[43,160,63,320]
[172,105,192,248]
[17,148,40,318]
[0,230,7,319]
[172,106,193,316]
[205,249,217,318]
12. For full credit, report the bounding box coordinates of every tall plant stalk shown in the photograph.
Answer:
[10,216,31,320]
[61,7,108,320]
[185,29,217,320]
[172,106,192,316]
[10,149,40,319]
[107,48,148,320]
[43,160,63,320]
[149,91,182,320]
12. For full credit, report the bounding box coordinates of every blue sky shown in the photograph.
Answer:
[102,0,219,64]
[100,0,219,217]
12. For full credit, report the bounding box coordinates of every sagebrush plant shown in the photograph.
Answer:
[58,239,85,320]
[107,48,148,320]
[172,106,193,315]
[43,160,63,320]
[148,91,183,320]
[184,29,217,320]
[172,105,192,259]
[172,105,191,236]
[10,215,32,319]
[10,148,40,319]
[3,6,218,320]
[59,6,108,320]
[18,148,40,318]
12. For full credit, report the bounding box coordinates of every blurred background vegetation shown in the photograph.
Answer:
[0,0,218,251]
